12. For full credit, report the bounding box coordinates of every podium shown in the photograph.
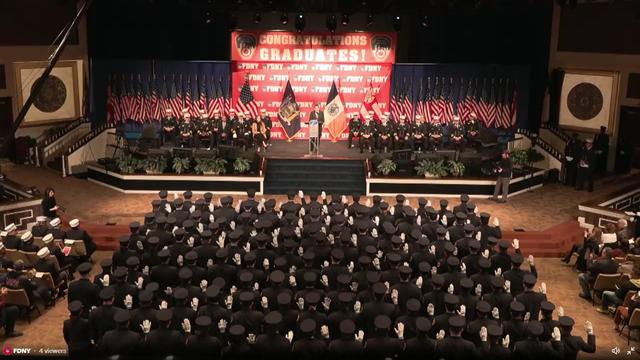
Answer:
[306,119,322,157]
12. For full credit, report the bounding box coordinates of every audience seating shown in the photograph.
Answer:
[5,288,40,323]
[64,239,87,257]
[591,273,623,306]
[623,309,640,345]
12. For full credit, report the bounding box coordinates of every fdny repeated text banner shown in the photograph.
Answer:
[230,31,396,140]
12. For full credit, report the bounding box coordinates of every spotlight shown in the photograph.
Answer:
[341,13,349,25]
[420,15,429,28]
[366,13,374,25]
[253,12,262,23]
[203,10,213,24]
[326,14,337,32]
[295,13,306,32]
[280,12,288,24]
[393,15,401,31]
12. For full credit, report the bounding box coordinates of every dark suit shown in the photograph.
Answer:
[69,279,100,312]
[562,334,596,360]
[63,317,94,357]
[435,335,483,360]
[185,333,223,359]
[144,327,185,357]
[309,110,325,138]
[99,327,141,356]
[512,339,564,360]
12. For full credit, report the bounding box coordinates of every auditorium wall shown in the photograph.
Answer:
[546,1,640,171]
[0,1,89,139]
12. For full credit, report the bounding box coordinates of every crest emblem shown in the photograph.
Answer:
[371,35,391,62]
[235,34,257,59]
[327,103,339,116]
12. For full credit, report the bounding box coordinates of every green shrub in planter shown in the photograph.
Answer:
[447,160,466,177]
[510,149,529,167]
[233,157,251,174]
[116,154,140,174]
[194,157,227,175]
[172,156,191,174]
[414,160,449,177]
[142,156,167,174]
[376,159,397,176]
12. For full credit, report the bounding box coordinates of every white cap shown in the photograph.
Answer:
[244,111,250,116]
[399,115,406,120]
[36,216,47,222]
[213,109,220,114]
[415,115,422,119]
[69,219,80,228]
[42,234,54,244]
[469,112,476,117]
[433,114,440,119]
[260,109,266,113]
[365,115,371,120]
[4,223,16,232]
[453,115,460,120]
[199,109,206,114]
[37,247,50,259]
[230,108,236,113]
[238,112,245,117]
[166,108,173,113]
[50,218,61,227]
[384,111,390,116]
[182,108,190,113]
[21,231,33,242]
[368,110,374,115]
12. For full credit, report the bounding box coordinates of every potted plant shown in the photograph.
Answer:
[510,149,529,168]
[142,156,166,175]
[376,159,397,176]
[116,154,140,174]
[194,157,228,175]
[172,156,191,174]
[447,160,466,177]
[414,159,449,178]
[233,157,251,174]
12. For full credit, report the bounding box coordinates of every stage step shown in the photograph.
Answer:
[264,159,366,195]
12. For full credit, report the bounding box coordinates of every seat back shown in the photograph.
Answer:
[35,272,55,291]
[20,251,39,268]
[628,308,640,328]
[48,254,61,272]
[592,273,622,292]
[5,288,30,307]
[64,239,86,257]
[623,290,637,307]
[32,237,44,249]
[5,249,22,265]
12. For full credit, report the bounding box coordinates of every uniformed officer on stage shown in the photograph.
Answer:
[376,113,394,153]
[448,115,466,151]
[232,112,251,150]
[161,108,178,146]
[360,115,376,153]
[465,112,481,148]
[178,109,194,148]
[252,114,269,151]
[195,109,213,150]
[394,115,411,150]
[348,113,363,149]
[211,110,225,148]
[410,114,428,152]
[259,109,273,145]
[428,115,443,151]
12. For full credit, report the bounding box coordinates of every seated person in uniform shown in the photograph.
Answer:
[359,115,376,154]
[178,110,194,148]
[394,115,411,150]
[376,113,394,153]
[348,113,363,149]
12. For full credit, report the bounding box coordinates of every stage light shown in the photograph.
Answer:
[280,12,289,24]
[366,13,374,25]
[295,12,306,33]
[341,13,349,25]
[203,10,213,24]
[393,15,401,31]
[326,14,337,32]
[253,12,262,23]
[420,15,429,28]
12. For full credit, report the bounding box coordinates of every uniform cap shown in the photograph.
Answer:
[270,270,285,283]
[49,218,61,227]
[460,278,473,289]
[541,301,555,312]
[42,234,54,244]
[339,319,356,335]
[196,316,212,328]
[305,292,321,305]
[300,319,316,334]
[206,286,220,299]
[416,317,432,333]
[77,262,92,274]
[523,273,537,286]
[239,291,254,303]
[68,300,83,313]
[488,324,503,337]
[37,247,50,258]
[444,294,459,305]
[69,219,80,227]
[510,301,525,313]
[173,288,188,300]
[527,320,544,336]
[139,290,153,303]
[476,301,491,313]
[100,287,115,300]
[114,310,131,323]
[448,315,465,329]
[20,231,33,242]
[406,298,421,312]
[559,316,575,327]
[374,315,392,329]
[157,309,172,322]
[264,311,283,326]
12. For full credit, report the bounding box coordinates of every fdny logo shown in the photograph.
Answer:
[235,33,257,59]
[371,35,391,62]
[327,103,340,116]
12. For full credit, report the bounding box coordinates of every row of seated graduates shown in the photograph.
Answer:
[63,190,596,360]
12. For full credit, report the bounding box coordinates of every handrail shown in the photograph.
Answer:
[515,128,563,162]
[63,123,113,156]
[39,117,88,147]
[540,122,571,143]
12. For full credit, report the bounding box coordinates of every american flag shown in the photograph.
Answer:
[236,77,259,118]
[198,75,207,115]
[400,78,414,120]
[169,75,183,116]
[212,78,224,116]
[187,76,200,118]
[206,75,217,118]
[150,75,163,121]
[390,76,402,121]
[133,75,145,122]
[224,79,232,117]
[106,75,121,123]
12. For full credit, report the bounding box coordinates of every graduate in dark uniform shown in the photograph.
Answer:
[464,112,481,148]
[161,108,178,145]
[31,216,49,237]
[428,115,444,151]
[593,126,609,174]
[435,315,483,360]
[185,315,223,359]
[576,138,596,192]
[66,218,97,261]
[512,320,564,360]
[64,301,94,358]
[99,310,141,357]
[142,308,186,357]
[259,109,273,144]
[195,109,213,149]
[558,316,596,360]
[348,113,363,149]
[448,115,466,151]
[563,133,580,187]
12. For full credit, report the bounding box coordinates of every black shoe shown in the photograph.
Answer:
[6,331,23,338]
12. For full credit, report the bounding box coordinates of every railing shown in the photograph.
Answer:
[61,123,114,177]
[41,118,91,162]
[515,128,563,162]
[63,122,112,156]
[540,122,572,143]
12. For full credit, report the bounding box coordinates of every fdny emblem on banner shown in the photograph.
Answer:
[371,35,392,62]
[235,33,257,59]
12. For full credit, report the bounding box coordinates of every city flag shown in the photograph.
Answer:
[359,79,383,121]
[324,80,347,140]
[278,80,301,139]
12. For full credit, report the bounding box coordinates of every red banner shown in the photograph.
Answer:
[231,31,396,140]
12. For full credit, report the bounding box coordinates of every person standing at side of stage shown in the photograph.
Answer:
[491,150,512,203]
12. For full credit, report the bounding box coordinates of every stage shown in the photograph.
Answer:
[263,139,374,160]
